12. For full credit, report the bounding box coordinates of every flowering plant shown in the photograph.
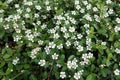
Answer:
[0,0,120,80]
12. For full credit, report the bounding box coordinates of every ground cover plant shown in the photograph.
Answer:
[0,0,120,80]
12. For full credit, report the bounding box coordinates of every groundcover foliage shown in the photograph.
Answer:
[0,0,120,80]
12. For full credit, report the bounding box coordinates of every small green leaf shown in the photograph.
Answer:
[29,75,37,80]
[86,73,97,80]
[100,69,107,77]
[3,54,11,59]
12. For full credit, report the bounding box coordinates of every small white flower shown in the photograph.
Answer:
[86,4,92,10]
[67,61,72,69]
[75,1,79,5]
[46,6,51,11]
[12,57,19,65]
[114,26,120,32]
[116,18,120,23]
[66,41,71,47]
[76,5,81,10]
[49,42,56,48]
[60,72,66,79]
[106,0,112,4]
[53,33,60,39]
[84,14,92,21]
[38,40,43,45]
[52,53,59,60]
[35,5,41,10]
[108,9,113,14]
[115,48,120,54]
[77,45,83,52]
[114,69,120,75]
[80,9,85,13]
[64,33,69,39]
[69,27,75,32]
[57,44,63,49]
[77,34,83,39]
[74,72,80,80]
[88,52,93,58]
[26,8,31,12]
[38,60,46,66]
[15,4,19,8]
[93,7,98,12]
[83,1,88,5]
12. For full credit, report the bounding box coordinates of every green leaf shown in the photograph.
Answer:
[0,61,5,68]
[29,75,37,80]
[24,64,30,69]
[56,8,63,15]
[97,28,107,35]
[3,54,11,59]
[5,68,12,75]
[108,33,115,41]
[0,28,5,39]
[86,73,97,80]
[0,70,4,75]
[106,49,113,60]
[100,69,107,77]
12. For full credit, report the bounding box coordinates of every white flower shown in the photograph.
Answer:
[66,41,71,47]
[116,18,120,23]
[86,4,92,10]
[45,0,49,5]
[49,42,56,48]
[26,8,31,12]
[56,64,61,68]
[46,6,51,11]
[57,44,63,49]
[114,69,120,75]
[101,42,106,45]
[84,14,92,21]
[69,27,75,32]
[15,4,19,8]
[24,14,30,18]
[64,33,69,39]
[77,34,83,39]
[114,26,120,32]
[76,45,83,52]
[53,33,60,39]
[3,24,9,30]
[80,9,85,13]
[93,7,98,12]
[75,1,79,5]
[45,46,50,54]
[41,24,47,29]
[52,53,59,60]
[71,11,76,15]
[71,61,78,69]
[74,70,83,80]
[60,72,66,79]
[35,5,41,10]
[38,40,43,45]
[83,1,88,5]
[12,57,19,65]
[88,52,93,58]
[84,24,89,28]
[38,60,46,66]
[74,72,80,80]
[106,0,112,4]
[108,9,113,14]
[115,48,120,54]
[67,61,72,69]
[76,5,81,10]
[67,58,78,69]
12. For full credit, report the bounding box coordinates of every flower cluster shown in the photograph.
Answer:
[0,0,120,80]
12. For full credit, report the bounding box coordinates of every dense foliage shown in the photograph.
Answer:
[0,0,120,80]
